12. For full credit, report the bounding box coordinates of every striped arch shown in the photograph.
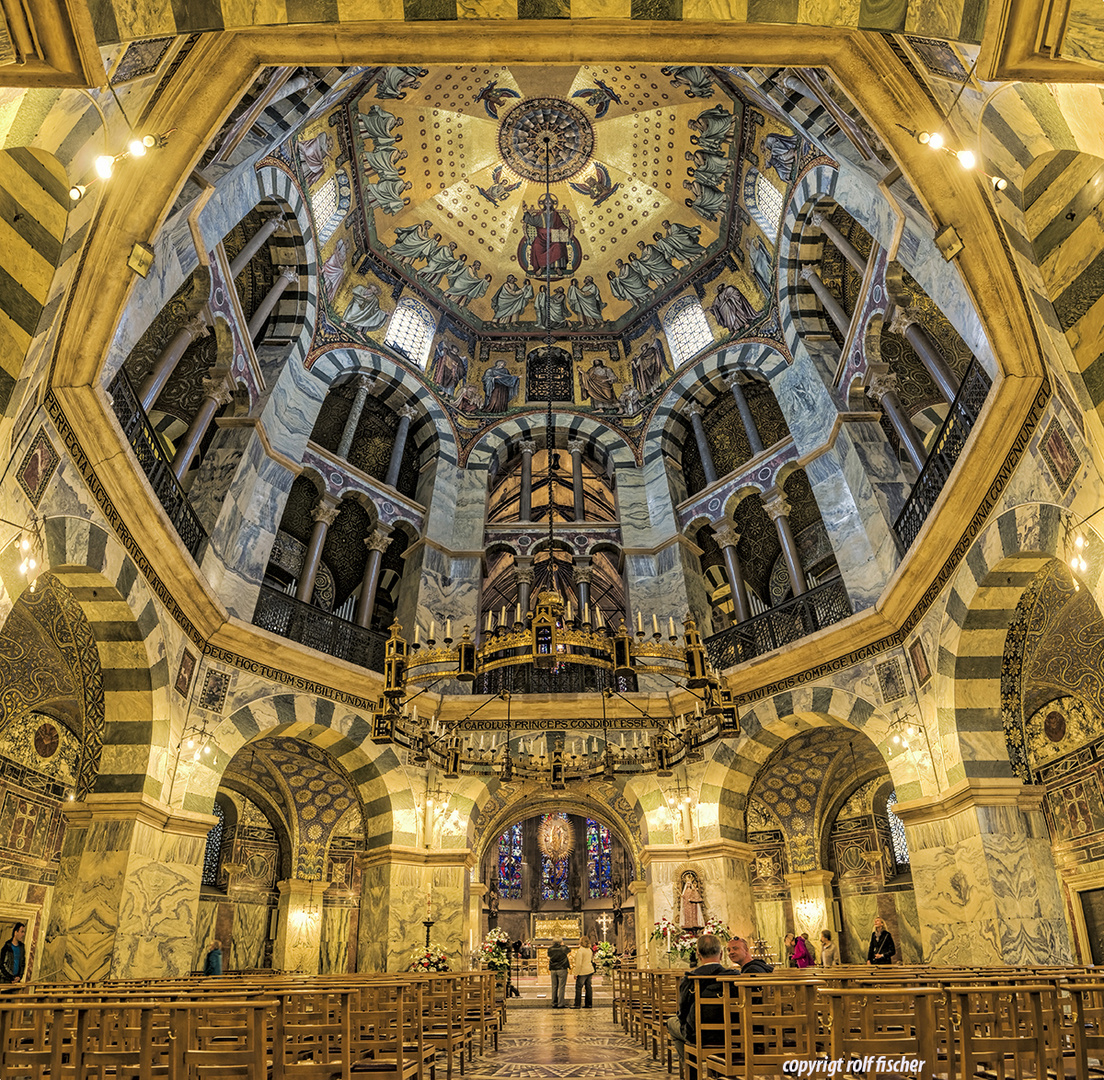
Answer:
[938,500,1104,786]
[309,345,456,467]
[177,693,410,843]
[776,164,838,356]
[0,148,69,413]
[256,165,318,370]
[694,683,910,842]
[0,517,171,797]
[646,341,789,467]
[470,782,646,879]
[467,414,636,478]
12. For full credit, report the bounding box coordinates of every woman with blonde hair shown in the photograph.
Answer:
[570,934,595,1008]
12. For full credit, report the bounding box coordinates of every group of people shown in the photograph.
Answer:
[547,934,598,1009]
[666,918,896,1069]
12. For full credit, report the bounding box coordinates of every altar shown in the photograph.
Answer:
[530,915,583,975]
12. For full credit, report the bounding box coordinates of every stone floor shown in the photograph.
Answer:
[469,1005,672,1078]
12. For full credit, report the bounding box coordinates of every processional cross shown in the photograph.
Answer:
[596,913,613,941]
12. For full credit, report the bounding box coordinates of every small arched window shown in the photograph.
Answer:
[885,791,910,868]
[385,297,436,367]
[744,168,784,238]
[663,296,713,367]
[202,802,225,886]
[312,169,352,246]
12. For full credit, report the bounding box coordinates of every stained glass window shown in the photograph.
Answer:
[202,802,224,886]
[586,817,612,898]
[743,168,784,238]
[885,791,910,867]
[497,823,523,899]
[540,813,570,900]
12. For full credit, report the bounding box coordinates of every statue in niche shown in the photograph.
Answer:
[679,869,704,930]
[488,877,500,926]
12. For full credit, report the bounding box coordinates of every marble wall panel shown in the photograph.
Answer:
[752,899,787,964]
[193,899,219,970]
[405,547,482,639]
[39,827,85,982]
[321,905,351,973]
[840,891,878,963]
[357,863,391,971]
[383,862,467,973]
[892,888,921,964]
[422,461,486,550]
[229,901,270,970]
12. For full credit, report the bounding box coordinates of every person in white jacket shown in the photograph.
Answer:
[570,934,595,1008]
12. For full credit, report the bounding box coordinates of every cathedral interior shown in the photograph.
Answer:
[0,0,1103,983]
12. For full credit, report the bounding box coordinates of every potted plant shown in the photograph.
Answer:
[407,942,450,972]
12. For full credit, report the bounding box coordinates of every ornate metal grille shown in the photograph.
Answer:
[704,577,853,669]
[108,369,209,561]
[894,358,992,550]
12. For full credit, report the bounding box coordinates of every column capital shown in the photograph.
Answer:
[798,264,817,283]
[810,211,825,227]
[888,306,918,337]
[712,523,740,549]
[201,374,235,407]
[184,310,211,338]
[398,403,419,421]
[312,500,341,527]
[365,527,393,553]
[760,491,792,521]
[518,439,537,456]
[514,564,535,585]
[351,373,376,393]
[567,438,586,455]
[687,399,706,418]
[723,372,744,391]
[573,565,594,585]
[866,371,898,402]
[278,264,299,285]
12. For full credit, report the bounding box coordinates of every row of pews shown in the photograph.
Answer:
[0,969,505,1079]
[613,964,1104,1079]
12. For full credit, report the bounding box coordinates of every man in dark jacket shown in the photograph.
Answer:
[0,923,26,984]
[665,933,732,1066]
[548,936,570,1008]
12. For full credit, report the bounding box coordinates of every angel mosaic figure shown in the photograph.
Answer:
[474,79,520,119]
[477,164,522,208]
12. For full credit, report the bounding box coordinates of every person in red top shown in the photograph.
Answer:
[792,932,812,968]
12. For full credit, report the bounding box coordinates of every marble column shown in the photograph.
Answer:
[784,869,836,940]
[712,524,751,624]
[40,793,215,982]
[356,849,470,972]
[515,559,534,616]
[688,401,718,485]
[761,491,808,596]
[724,374,764,456]
[384,404,418,489]
[171,373,234,480]
[811,211,866,275]
[138,310,210,412]
[518,439,537,522]
[889,307,961,404]
[273,878,330,975]
[867,370,927,473]
[893,780,1071,965]
[297,497,340,602]
[568,438,587,521]
[799,265,850,336]
[229,212,284,279]
[574,561,593,620]
[336,374,376,460]
[247,265,298,341]
[355,526,394,628]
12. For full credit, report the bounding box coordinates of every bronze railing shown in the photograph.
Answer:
[108,369,209,562]
[894,358,992,550]
[252,584,388,672]
[704,577,853,669]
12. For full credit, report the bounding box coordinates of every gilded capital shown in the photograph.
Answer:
[312,501,341,527]
[712,523,740,549]
[866,372,899,402]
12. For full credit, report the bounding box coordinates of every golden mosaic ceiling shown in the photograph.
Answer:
[313,64,745,333]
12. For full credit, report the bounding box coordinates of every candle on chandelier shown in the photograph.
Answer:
[566,600,573,622]
[669,616,676,638]
[501,606,508,627]
[446,618,452,639]
[516,603,522,624]
[652,613,659,635]
[414,624,420,645]
[485,611,493,633]
[637,611,643,634]
[595,607,604,629]
[429,619,436,640]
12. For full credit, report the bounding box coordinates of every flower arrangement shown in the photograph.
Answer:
[594,940,618,972]
[479,926,512,972]
[408,943,450,972]
[651,917,731,961]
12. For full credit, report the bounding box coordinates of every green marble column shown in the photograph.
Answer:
[274,878,330,974]
[40,794,215,982]
[894,779,1071,965]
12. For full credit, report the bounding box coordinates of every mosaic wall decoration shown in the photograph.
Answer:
[199,670,230,712]
[15,428,59,507]
[1039,418,1081,493]
[175,649,196,697]
[876,658,907,704]
[110,36,174,84]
